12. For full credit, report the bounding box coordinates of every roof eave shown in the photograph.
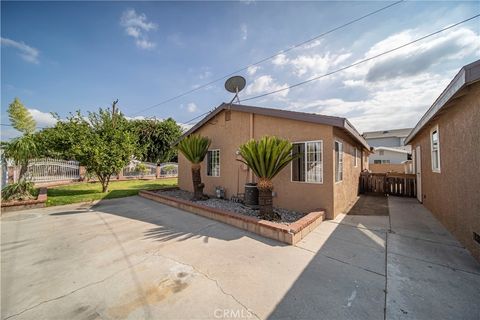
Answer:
[405,59,480,145]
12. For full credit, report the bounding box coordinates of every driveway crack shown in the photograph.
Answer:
[151,252,261,320]
[3,257,149,320]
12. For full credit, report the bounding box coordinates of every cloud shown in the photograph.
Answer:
[120,9,157,49]
[1,37,39,64]
[241,24,248,40]
[28,108,57,128]
[272,54,288,66]
[271,51,351,77]
[186,102,198,113]
[247,65,259,76]
[302,39,323,49]
[290,53,351,77]
[246,75,289,98]
[361,28,479,82]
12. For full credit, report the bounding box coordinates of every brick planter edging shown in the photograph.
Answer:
[139,189,325,245]
[1,188,48,213]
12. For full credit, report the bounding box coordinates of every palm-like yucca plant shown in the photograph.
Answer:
[177,135,211,200]
[238,136,299,220]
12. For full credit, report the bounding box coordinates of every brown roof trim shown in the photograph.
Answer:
[405,59,480,145]
[177,103,370,150]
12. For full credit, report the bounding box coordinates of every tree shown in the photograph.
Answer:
[2,98,38,178]
[129,118,183,164]
[176,135,211,200]
[57,103,137,192]
[1,98,38,200]
[8,98,36,134]
[237,136,298,220]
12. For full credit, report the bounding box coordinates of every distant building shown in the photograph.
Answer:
[363,128,412,149]
[363,128,412,166]
[369,146,409,165]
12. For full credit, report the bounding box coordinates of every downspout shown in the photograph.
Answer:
[249,113,254,182]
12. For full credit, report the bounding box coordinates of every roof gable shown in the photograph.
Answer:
[179,103,370,149]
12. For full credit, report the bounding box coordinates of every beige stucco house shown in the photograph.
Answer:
[405,60,480,262]
[178,104,370,219]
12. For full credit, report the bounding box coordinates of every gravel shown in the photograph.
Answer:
[156,189,306,224]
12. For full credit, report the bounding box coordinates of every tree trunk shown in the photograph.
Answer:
[191,164,204,200]
[257,178,280,221]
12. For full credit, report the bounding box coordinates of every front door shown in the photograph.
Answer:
[415,146,422,202]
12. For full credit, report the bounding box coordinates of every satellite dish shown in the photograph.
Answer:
[225,76,246,103]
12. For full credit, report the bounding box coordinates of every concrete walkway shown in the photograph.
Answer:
[1,196,479,319]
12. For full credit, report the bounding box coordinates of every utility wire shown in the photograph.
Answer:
[181,14,479,126]
[130,0,405,117]
[241,14,480,102]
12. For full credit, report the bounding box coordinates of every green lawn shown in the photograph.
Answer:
[46,178,177,206]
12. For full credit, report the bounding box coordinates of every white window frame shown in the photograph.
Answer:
[354,147,358,167]
[430,125,441,173]
[207,149,220,177]
[290,140,323,184]
[335,140,343,183]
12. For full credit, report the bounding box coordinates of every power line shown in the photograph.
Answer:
[130,0,405,117]
[240,14,480,102]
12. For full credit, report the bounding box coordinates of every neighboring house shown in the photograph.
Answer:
[177,103,370,219]
[363,128,412,151]
[369,147,410,173]
[405,59,480,262]
[369,147,409,164]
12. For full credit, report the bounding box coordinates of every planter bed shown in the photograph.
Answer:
[1,188,48,213]
[139,188,325,245]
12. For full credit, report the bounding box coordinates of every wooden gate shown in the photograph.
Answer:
[359,172,416,197]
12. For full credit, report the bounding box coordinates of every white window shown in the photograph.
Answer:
[207,149,220,177]
[431,126,440,172]
[379,150,384,156]
[354,147,358,167]
[335,140,343,182]
[291,141,323,183]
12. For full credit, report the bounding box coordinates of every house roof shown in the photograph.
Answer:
[405,59,480,145]
[374,146,410,154]
[179,103,370,149]
[363,128,412,139]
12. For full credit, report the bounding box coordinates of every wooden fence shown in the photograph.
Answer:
[359,172,416,197]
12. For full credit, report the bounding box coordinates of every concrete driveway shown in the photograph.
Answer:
[1,196,479,320]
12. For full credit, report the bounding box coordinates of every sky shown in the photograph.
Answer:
[1,1,479,140]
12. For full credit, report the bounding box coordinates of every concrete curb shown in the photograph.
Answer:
[1,188,48,213]
[139,189,325,245]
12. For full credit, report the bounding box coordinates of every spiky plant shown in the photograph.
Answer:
[238,136,299,220]
[176,135,211,200]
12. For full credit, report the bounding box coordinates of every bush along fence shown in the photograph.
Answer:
[2,158,178,187]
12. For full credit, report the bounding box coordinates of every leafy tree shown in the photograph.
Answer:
[56,104,137,192]
[238,136,298,220]
[8,97,36,134]
[2,98,39,179]
[176,135,211,200]
[129,118,183,164]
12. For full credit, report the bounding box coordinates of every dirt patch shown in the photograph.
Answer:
[107,278,188,318]
[347,195,389,216]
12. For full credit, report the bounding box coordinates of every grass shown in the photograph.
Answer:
[46,178,177,206]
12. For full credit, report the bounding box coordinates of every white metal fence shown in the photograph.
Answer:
[123,160,157,177]
[27,158,80,182]
[3,158,177,185]
[159,162,178,177]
